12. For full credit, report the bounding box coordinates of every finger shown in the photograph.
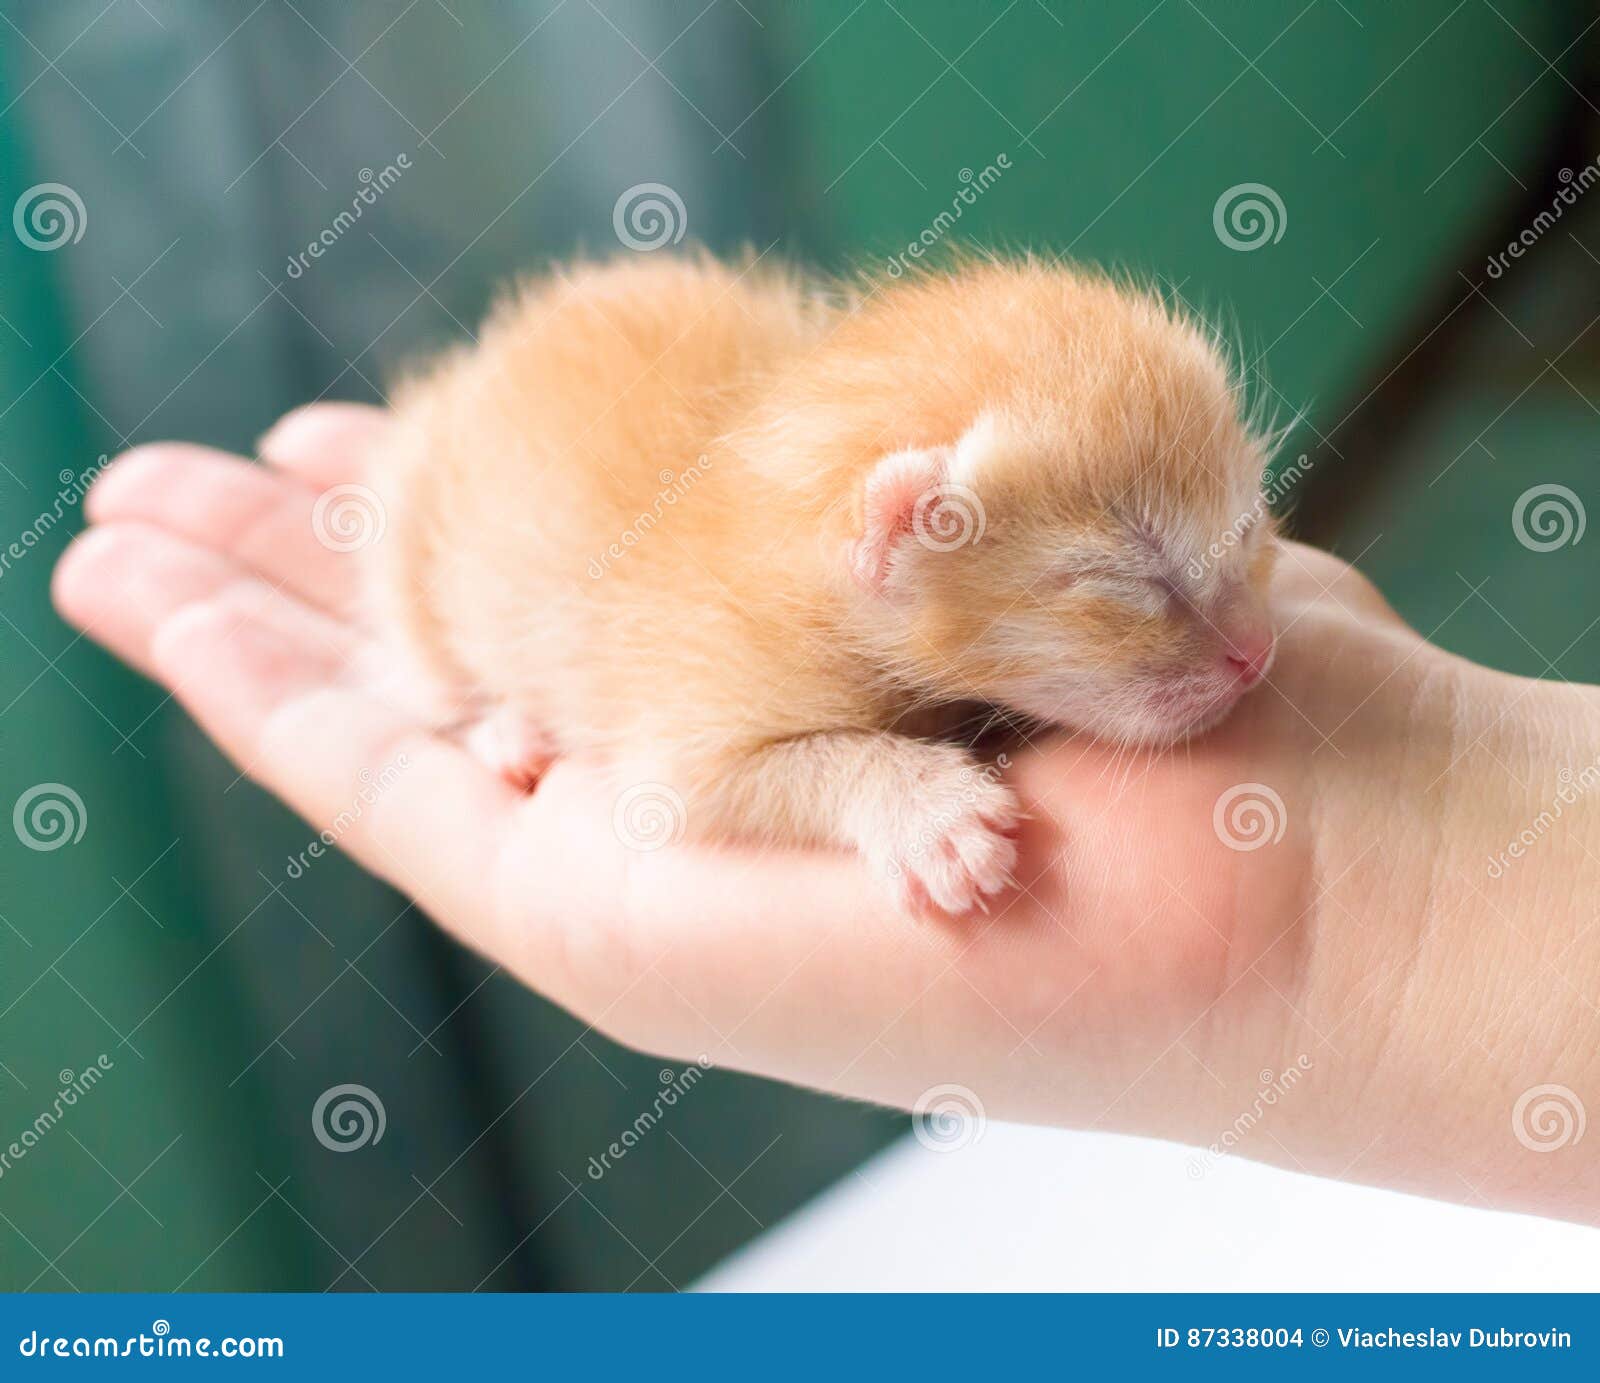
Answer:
[54,522,352,679]
[57,522,521,936]
[258,402,393,488]
[86,444,362,616]
[1276,540,1405,628]
[149,581,524,948]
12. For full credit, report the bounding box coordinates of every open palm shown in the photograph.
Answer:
[53,403,1437,1154]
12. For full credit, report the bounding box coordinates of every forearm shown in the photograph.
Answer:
[1263,653,1600,1222]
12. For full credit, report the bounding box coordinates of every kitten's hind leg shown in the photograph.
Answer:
[465,705,560,791]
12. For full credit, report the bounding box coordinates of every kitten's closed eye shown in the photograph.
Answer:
[1054,563,1176,600]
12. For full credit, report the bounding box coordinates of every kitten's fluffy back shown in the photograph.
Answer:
[369,252,1266,859]
[370,255,855,761]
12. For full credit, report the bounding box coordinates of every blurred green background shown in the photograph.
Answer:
[1,0,1596,1290]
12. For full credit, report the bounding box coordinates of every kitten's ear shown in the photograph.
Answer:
[848,445,952,592]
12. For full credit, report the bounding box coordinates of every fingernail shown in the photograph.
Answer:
[83,445,165,520]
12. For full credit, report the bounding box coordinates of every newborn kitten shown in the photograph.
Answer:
[367,253,1278,917]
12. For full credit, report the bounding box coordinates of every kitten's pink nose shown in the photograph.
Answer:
[1222,630,1274,687]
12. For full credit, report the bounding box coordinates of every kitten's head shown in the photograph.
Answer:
[846,269,1279,745]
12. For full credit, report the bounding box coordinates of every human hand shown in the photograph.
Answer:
[53,404,1600,1224]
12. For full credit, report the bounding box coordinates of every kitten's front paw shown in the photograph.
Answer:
[883,770,1020,919]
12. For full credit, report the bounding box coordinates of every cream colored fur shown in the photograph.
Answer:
[367,252,1276,916]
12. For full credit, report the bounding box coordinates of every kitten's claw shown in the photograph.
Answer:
[884,774,1021,920]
